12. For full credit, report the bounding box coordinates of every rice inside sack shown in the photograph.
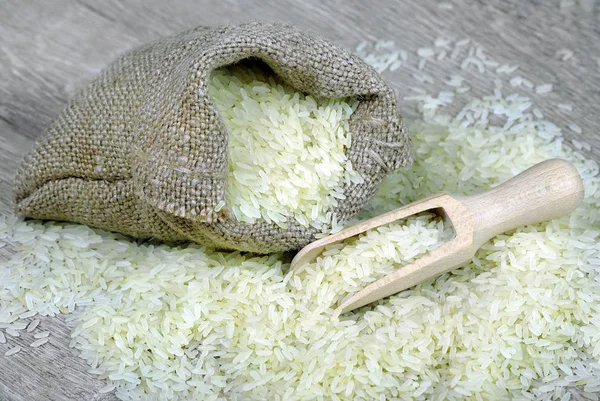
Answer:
[210,64,362,231]
[13,22,410,253]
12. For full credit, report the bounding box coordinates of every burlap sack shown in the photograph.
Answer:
[13,22,411,253]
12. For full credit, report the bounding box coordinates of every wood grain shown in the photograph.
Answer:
[0,0,598,399]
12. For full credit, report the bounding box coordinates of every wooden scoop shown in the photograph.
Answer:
[290,159,584,314]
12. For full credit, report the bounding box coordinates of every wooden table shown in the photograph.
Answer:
[1,1,598,399]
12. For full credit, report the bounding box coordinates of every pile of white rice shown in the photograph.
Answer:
[210,64,361,230]
[1,41,600,401]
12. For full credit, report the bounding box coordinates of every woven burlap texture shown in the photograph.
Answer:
[13,22,412,253]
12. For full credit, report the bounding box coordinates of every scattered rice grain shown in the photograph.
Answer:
[536,83,554,94]
[568,123,583,134]
[4,346,21,356]
[30,338,49,348]
[26,318,40,332]
[5,328,19,337]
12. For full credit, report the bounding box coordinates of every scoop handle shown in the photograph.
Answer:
[459,159,584,249]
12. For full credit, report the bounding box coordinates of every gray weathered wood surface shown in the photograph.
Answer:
[0,0,598,400]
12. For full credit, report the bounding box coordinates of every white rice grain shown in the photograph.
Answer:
[417,48,435,58]
[9,322,26,330]
[522,78,534,88]
[568,123,583,134]
[19,310,37,319]
[30,338,49,348]
[26,318,40,332]
[5,328,19,337]
[4,346,21,356]
[496,64,520,74]
[536,83,554,94]
[434,37,452,49]
[558,103,574,112]
[556,48,574,61]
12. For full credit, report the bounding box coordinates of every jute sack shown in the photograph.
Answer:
[13,22,412,253]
